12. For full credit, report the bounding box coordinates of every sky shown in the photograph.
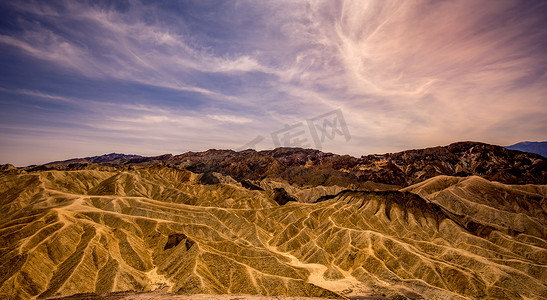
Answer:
[1,0,546,166]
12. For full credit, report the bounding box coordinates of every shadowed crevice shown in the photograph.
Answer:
[164,233,194,251]
[272,188,297,206]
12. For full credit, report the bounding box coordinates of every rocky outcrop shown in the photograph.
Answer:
[20,142,546,188]
[172,142,546,186]
[358,141,546,185]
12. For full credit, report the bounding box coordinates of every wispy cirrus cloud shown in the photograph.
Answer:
[0,0,546,165]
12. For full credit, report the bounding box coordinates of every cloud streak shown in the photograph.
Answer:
[1,0,546,165]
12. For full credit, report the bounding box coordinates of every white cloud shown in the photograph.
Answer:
[207,114,253,124]
[1,0,546,165]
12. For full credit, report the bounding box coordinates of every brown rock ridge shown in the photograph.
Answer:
[22,142,546,187]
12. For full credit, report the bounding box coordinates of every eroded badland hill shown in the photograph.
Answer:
[1,142,546,299]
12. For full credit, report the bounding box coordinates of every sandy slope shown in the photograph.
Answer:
[1,166,546,300]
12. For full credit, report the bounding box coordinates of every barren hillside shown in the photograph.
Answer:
[1,150,546,299]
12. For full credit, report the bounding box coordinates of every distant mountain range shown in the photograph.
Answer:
[506,141,547,158]
[44,153,142,166]
[16,141,547,186]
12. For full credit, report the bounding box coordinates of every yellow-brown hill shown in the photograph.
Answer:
[1,165,546,299]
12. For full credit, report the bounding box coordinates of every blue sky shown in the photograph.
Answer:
[1,0,546,166]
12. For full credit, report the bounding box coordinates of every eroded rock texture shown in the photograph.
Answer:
[31,142,547,187]
[0,146,546,299]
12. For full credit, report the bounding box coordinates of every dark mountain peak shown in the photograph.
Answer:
[359,142,545,185]
[42,152,142,167]
[84,153,142,163]
[124,153,173,164]
[506,141,547,158]
[38,153,177,170]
